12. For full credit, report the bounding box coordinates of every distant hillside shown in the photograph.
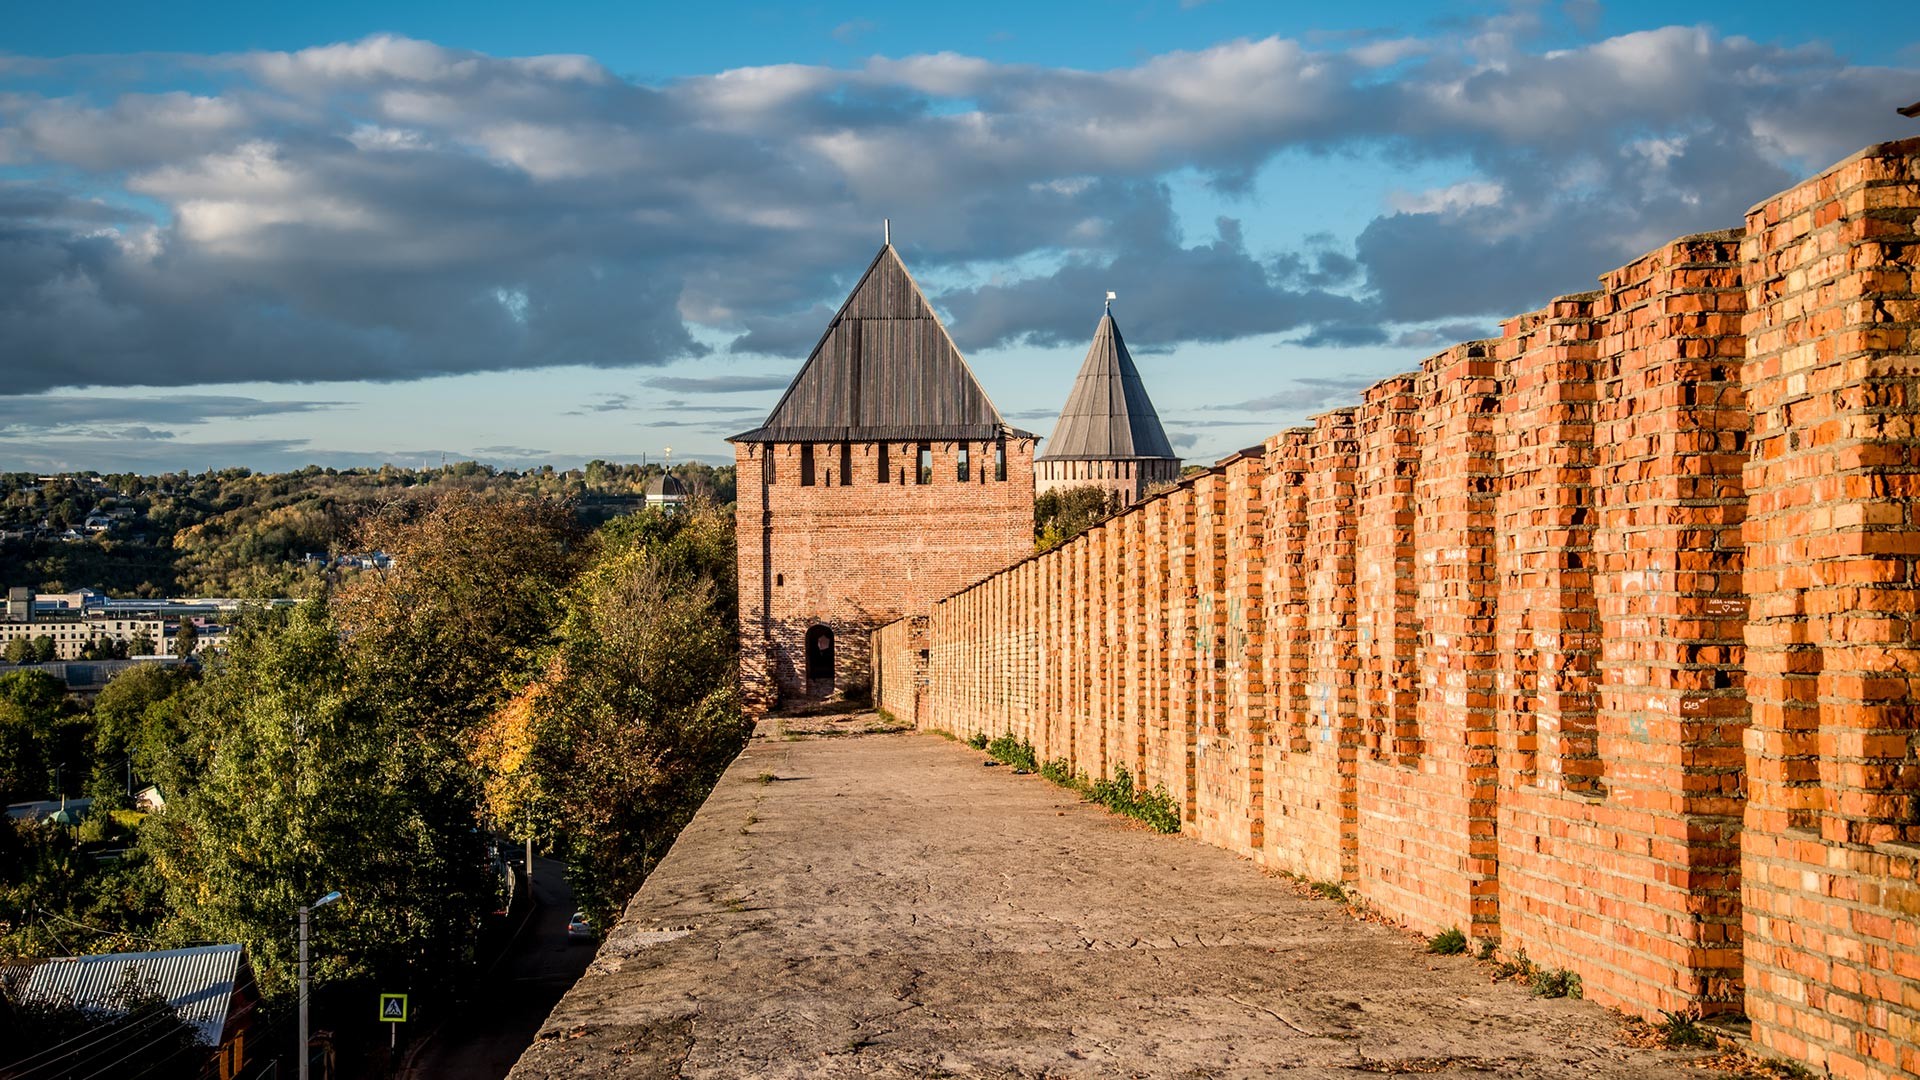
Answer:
[0,460,735,596]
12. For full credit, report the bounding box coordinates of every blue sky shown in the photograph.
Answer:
[2,1,1916,472]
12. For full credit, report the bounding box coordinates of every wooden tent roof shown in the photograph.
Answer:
[729,245,1029,443]
[1035,312,1176,461]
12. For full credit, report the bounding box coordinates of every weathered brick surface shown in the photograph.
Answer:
[868,139,1920,1080]
[741,437,1035,711]
[1363,345,1502,940]
[1741,139,1920,1080]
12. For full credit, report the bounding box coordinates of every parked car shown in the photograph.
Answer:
[567,912,593,943]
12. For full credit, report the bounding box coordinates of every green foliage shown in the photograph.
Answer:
[0,969,209,1080]
[1476,938,1497,961]
[143,602,494,1000]
[1033,485,1127,552]
[1658,1008,1718,1049]
[1310,881,1348,903]
[86,663,194,804]
[1038,758,1076,785]
[1426,927,1468,955]
[966,732,989,750]
[4,636,30,664]
[0,815,167,958]
[1528,966,1582,999]
[0,490,745,1035]
[474,503,747,930]
[1086,767,1180,833]
[0,671,82,803]
[334,491,581,740]
[0,462,736,597]
[985,734,1037,773]
[1492,947,1533,981]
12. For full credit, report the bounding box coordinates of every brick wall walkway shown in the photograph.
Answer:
[511,719,1718,1079]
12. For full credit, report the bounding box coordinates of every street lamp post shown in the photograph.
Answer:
[298,890,342,1080]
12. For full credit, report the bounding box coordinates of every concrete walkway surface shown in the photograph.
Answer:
[509,713,1717,1079]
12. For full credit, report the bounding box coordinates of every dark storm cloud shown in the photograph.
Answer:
[941,200,1372,351]
[0,28,1913,394]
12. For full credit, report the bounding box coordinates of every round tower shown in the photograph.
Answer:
[1034,307,1181,503]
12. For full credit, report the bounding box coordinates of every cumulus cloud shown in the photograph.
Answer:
[0,27,1914,395]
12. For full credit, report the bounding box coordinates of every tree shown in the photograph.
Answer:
[3,637,29,664]
[173,621,197,660]
[29,635,56,663]
[88,663,194,804]
[332,491,579,739]
[477,504,745,926]
[145,603,493,1000]
[0,700,47,804]
[0,671,76,803]
[128,630,156,656]
[1033,485,1126,552]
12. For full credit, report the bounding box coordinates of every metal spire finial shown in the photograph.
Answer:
[1105,290,1116,314]
[884,218,891,246]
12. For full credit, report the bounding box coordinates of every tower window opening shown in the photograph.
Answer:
[995,439,1007,481]
[840,442,853,486]
[878,443,890,483]
[957,445,970,482]
[800,444,816,486]
[917,443,932,485]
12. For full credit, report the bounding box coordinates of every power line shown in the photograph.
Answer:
[11,1009,180,1080]
[0,1007,159,1077]
[33,906,171,948]
[71,1009,214,1080]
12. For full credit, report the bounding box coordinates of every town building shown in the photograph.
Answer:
[1,587,167,659]
[1033,307,1181,503]
[729,241,1037,711]
[644,473,687,513]
[19,943,257,1079]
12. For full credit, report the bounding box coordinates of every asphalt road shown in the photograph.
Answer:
[404,855,595,1080]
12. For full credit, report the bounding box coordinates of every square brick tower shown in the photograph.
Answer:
[730,243,1037,713]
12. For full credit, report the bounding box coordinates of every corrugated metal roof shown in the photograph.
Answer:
[22,943,244,1046]
[730,245,1029,443]
[1036,312,1177,461]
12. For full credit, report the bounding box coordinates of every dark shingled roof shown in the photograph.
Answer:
[1036,312,1176,461]
[729,245,1030,443]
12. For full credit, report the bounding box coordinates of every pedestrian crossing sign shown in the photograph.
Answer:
[380,993,408,1022]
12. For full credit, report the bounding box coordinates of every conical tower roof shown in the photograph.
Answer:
[730,245,1027,443]
[1036,312,1176,461]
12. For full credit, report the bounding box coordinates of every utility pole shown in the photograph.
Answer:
[298,890,341,1080]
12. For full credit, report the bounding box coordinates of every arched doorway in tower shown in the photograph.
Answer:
[805,624,835,695]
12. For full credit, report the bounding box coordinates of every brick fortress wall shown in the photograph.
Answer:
[738,436,1035,711]
[871,138,1920,1080]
